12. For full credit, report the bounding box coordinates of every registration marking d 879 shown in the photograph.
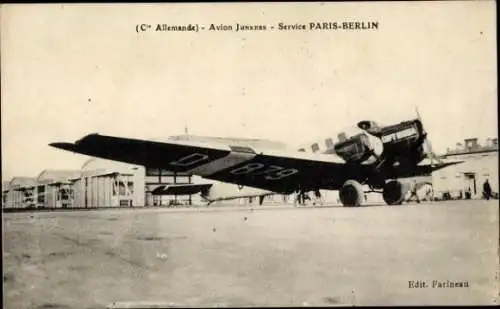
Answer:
[229,163,298,180]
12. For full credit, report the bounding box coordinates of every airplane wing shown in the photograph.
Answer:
[151,183,213,195]
[50,134,371,193]
[393,160,464,179]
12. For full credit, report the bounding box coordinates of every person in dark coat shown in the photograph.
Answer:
[483,179,492,200]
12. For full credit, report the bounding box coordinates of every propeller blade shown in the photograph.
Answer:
[426,138,442,165]
[415,106,422,123]
[415,106,444,166]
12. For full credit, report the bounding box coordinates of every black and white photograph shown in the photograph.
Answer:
[1,2,498,308]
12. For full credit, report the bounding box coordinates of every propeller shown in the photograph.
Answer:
[415,107,444,166]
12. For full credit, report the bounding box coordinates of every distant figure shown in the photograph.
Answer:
[303,193,311,204]
[424,187,433,201]
[407,180,420,203]
[465,187,472,199]
[294,189,310,206]
[293,191,300,206]
[483,179,492,200]
[313,190,323,206]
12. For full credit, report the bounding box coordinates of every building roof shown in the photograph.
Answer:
[9,177,37,189]
[37,170,81,183]
[444,137,498,156]
[81,158,145,178]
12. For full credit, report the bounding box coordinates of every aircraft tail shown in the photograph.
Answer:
[152,183,213,195]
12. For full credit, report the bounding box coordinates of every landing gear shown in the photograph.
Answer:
[294,190,310,206]
[382,180,409,205]
[339,180,364,207]
[339,179,411,206]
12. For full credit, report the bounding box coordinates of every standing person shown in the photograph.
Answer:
[407,180,420,203]
[483,179,492,200]
[424,186,433,201]
[293,190,300,206]
[303,192,310,205]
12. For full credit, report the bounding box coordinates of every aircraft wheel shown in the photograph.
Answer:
[382,180,409,205]
[339,180,364,207]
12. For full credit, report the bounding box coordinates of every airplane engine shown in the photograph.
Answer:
[382,180,411,205]
[334,133,383,164]
[339,180,364,207]
[357,120,383,137]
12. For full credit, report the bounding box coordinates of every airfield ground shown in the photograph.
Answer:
[3,200,499,308]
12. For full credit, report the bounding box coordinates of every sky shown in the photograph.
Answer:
[1,2,497,180]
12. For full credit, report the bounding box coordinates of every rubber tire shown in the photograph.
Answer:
[382,180,408,205]
[339,180,364,207]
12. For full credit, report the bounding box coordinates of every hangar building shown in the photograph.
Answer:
[56,158,196,208]
[432,137,498,199]
[3,177,37,209]
[2,159,197,209]
[36,170,81,208]
[71,158,144,208]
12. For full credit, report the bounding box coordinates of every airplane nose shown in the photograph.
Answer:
[357,121,371,130]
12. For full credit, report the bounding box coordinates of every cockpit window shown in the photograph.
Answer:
[325,138,334,149]
[311,143,320,153]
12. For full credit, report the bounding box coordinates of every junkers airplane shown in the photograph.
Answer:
[50,111,462,207]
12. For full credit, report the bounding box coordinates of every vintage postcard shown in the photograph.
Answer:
[1,2,498,308]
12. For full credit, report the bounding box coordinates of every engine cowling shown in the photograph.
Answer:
[382,180,412,205]
[339,180,364,207]
[334,133,383,164]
